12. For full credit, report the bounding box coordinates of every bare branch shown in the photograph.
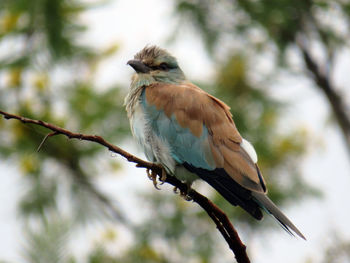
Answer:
[296,39,350,153]
[0,109,250,263]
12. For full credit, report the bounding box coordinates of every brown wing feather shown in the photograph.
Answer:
[145,82,265,193]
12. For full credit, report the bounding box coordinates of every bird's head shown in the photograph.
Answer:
[127,45,186,86]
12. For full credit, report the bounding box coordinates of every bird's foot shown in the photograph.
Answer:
[146,167,167,189]
[146,168,160,190]
[173,184,193,201]
[159,168,167,184]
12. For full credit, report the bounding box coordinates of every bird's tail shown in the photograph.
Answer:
[252,192,306,240]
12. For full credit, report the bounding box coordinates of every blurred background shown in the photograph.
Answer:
[0,0,350,262]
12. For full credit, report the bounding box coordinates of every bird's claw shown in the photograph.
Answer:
[146,168,160,190]
[173,185,193,201]
[146,167,192,201]
[146,167,167,190]
[159,168,167,185]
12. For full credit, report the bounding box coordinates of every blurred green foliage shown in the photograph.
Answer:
[1,0,346,262]
[175,0,350,57]
[0,0,129,261]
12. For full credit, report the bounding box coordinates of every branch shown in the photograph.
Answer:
[0,109,250,263]
[296,39,350,152]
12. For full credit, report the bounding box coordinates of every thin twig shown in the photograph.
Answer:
[0,109,250,263]
[37,132,58,152]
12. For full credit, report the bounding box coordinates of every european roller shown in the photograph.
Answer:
[125,45,305,239]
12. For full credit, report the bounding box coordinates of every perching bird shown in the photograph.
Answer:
[125,45,305,239]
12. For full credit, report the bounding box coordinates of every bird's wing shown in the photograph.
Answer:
[143,82,266,193]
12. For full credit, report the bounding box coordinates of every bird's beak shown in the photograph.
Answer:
[127,59,150,73]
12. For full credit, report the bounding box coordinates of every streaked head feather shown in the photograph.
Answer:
[134,45,178,69]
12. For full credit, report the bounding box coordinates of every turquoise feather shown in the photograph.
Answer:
[141,90,215,171]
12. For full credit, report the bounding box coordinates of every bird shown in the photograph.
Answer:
[125,45,305,240]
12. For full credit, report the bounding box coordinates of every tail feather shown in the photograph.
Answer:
[183,164,263,220]
[182,163,306,239]
[252,192,306,240]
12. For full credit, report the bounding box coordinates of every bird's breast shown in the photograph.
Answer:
[129,102,176,174]
[129,103,154,161]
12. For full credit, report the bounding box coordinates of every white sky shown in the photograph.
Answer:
[1,0,350,262]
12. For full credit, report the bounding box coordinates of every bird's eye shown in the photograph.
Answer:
[150,62,171,71]
[159,63,169,70]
